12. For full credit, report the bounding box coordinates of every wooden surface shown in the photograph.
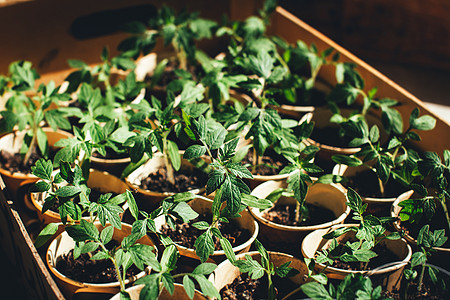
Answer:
[0,178,64,299]
[269,6,450,155]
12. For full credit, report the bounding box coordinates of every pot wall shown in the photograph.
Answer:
[250,180,349,255]
[301,224,412,291]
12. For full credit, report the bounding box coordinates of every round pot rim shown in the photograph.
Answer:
[391,196,450,253]
[46,222,151,288]
[155,199,259,257]
[124,151,205,196]
[0,128,72,178]
[249,182,350,231]
[302,224,413,275]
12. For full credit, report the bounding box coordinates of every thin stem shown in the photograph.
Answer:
[438,195,450,237]
[162,136,176,185]
[23,126,37,167]
[295,201,301,224]
[99,243,125,292]
[417,261,426,292]
[252,147,258,174]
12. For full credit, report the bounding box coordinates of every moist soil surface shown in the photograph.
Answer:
[0,149,44,174]
[55,240,140,283]
[343,169,410,198]
[262,203,336,227]
[139,168,207,193]
[160,213,251,251]
[221,273,304,300]
[241,150,289,176]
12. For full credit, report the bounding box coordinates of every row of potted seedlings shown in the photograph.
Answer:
[0,1,449,299]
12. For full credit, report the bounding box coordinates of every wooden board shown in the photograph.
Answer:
[269,6,450,155]
[0,177,64,299]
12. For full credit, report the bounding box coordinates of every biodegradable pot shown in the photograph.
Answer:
[209,251,309,299]
[91,153,131,178]
[154,197,259,264]
[109,283,207,300]
[391,196,450,269]
[125,152,206,212]
[0,128,73,200]
[301,224,412,291]
[46,222,156,299]
[26,169,130,226]
[249,180,349,254]
[300,107,387,173]
[333,164,414,217]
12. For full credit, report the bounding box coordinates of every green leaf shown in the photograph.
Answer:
[125,190,139,221]
[31,159,53,181]
[332,155,363,167]
[91,251,110,260]
[34,223,59,248]
[65,219,99,242]
[221,176,241,215]
[183,275,195,299]
[220,238,236,264]
[129,244,156,270]
[240,194,273,210]
[410,109,436,131]
[206,169,225,195]
[167,140,181,171]
[193,263,217,275]
[194,231,215,263]
[171,202,199,223]
[100,225,114,244]
[29,181,51,193]
[160,244,178,272]
[184,145,206,160]
[55,186,81,198]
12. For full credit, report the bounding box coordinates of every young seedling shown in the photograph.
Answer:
[301,273,384,300]
[332,108,436,197]
[180,113,272,262]
[315,188,401,270]
[404,225,448,296]
[222,239,299,300]
[118,5,217,72]
[0,61,72,170]
[133,244,220,300]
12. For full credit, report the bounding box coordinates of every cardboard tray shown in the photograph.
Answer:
[0,1,448,299]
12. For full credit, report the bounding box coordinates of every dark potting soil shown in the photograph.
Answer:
[220,273,304,300]
[241,150,288,176]
[262,203,336,227]
[55,241,140,283]
[139,168,207,193]
[344,169,410,198]
[0,149,43,174]
[310,126,353,148]
[160,213,251,251]
[329,242,399,271]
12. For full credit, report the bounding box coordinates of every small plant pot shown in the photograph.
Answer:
[46,222,156,299]
[333,164,414,217]
[0,128,73,200]
[154,197,259,264]
[91,154,131,178]
[300,107,387,173]
[301,224,412,291]
[249,180,349,256]
[391,196,450,270]
[209,251,309,299]
[109,283,207,300]
[26,169,130,226]
[125,152,206,212]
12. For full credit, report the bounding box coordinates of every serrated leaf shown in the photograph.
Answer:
[34,223,59,248]
[100,225,114,244]
[183,145,206,160]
